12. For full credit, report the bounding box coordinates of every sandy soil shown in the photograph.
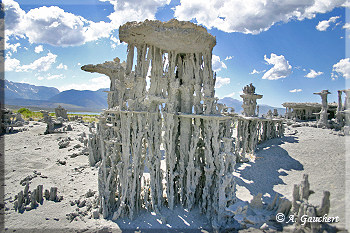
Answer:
[2,122,349,232]
[236,126,348,230]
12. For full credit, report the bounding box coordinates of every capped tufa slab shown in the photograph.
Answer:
[119,19,216,53]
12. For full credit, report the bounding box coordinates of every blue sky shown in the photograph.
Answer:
[4,0,350,107]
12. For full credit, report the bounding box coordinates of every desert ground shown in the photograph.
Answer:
[2,121,349,232]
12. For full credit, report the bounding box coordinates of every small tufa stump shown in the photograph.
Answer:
[49,187,58,201]
[30,189,37,209]
[14,184,62,212]
[37,185,43,204]
[58,140,70,149]
[44,189,50,200]
[291,174,332,232]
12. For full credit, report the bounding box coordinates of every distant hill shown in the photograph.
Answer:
[4,80,285,115]
[218,97,285,116]
[218,97,243,113]
[4,80,108,111]
[3,80,60,100]
[5,98,88,111]
[259,104,285,116]
[49,89,108,110]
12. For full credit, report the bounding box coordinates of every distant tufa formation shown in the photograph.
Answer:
[283,102,337,121]
[82,19,284,229]
[313,90,331,128]
[335,89,350,127]
[0,108,28,134]
[39,110,66,134]
[55,105,68,120]
[283,88,350,132]
[41,106,75,134]
[240,83,262,117]
[236,84,283,161]
[0,106,77,135]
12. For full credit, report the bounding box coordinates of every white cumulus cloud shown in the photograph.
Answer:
[4,0,113,47]
[4,0,170,47]
[305,69,323,78]
[110,35,123,49]
[174,0,348,34]
[24,6,91,46]
[262,53,292,80]
[316,16,340,31]
[289,89,302,93]
[6,42,20,53]
[34,45,43,53]
[224,56,233,61]
[84,21,114,43]
[16,52,57,72]
[224,92,235,98]
[102,0,170,29]
[58,76,110,91]
[37,74,65,80]
[56,63,68,70]
[110,35,120,44]
[215,76,230,88]
[4,0,26,36]
[343,23,350,29]
[4,55,21,72]
[332,58,350,79]
[212,55,227,72]
[250,69,266,75]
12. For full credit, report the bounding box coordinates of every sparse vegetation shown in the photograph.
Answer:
[67,114,98,123]
[13,108,99,122]
[17,108,31,115]
[16,108,43,120]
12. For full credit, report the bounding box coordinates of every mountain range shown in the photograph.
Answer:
[4,80,60,100]
[218,97,285,116]
[4,80,284,115]
[4,80,108,111]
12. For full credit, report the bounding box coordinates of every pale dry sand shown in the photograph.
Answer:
[236,126,348,230]
[2,122,349,232]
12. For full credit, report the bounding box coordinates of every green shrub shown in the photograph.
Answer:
[16,108,43,120]
[18,108,31,114]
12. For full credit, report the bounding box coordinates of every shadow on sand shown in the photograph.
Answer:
[105,135,303,232]
[111,206,212,232]
[235,135,303,203]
